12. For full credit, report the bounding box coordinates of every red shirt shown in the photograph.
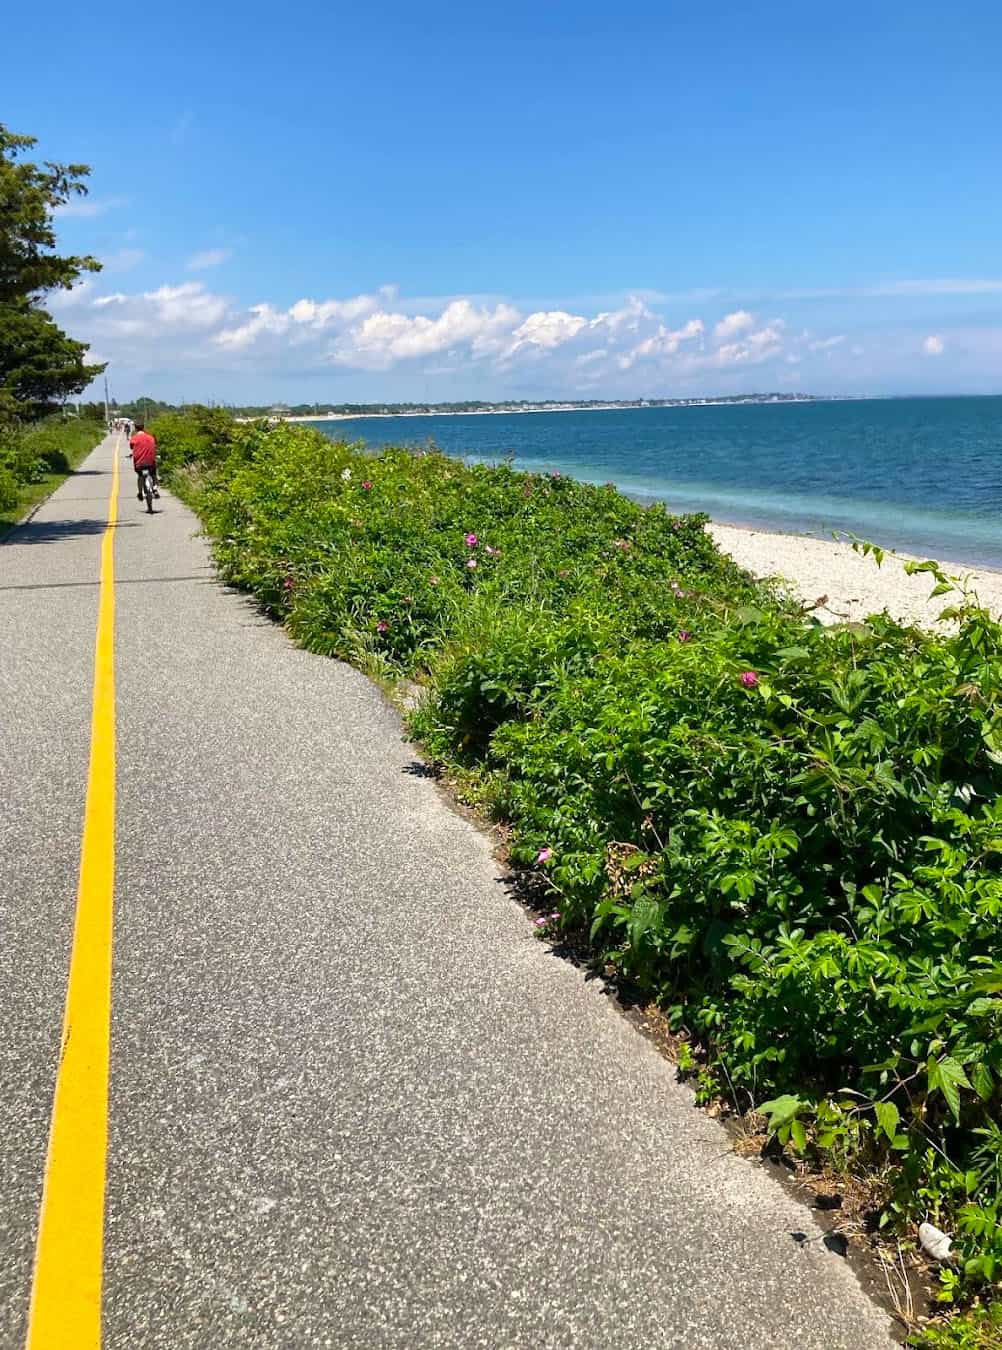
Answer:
[130,431,157,467]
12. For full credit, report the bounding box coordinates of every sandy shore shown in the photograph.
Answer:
[709,522,1002,629]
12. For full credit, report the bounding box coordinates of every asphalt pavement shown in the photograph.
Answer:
[0,436,896,1347]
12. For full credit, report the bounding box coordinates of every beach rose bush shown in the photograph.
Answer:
[158,409,1002,1322]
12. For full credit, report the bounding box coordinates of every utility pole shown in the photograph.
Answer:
[104,375,110,425]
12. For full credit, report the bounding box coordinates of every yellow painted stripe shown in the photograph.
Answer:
[27,441,120,1349]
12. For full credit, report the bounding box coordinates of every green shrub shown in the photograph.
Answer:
[0,412,104,518]
[911,1301,1002,1347]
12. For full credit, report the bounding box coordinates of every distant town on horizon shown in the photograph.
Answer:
[109,391,832,419]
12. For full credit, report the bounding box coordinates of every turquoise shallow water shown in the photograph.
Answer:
[306,396,1002,567]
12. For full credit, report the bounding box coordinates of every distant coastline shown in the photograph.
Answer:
[239,393,829,424]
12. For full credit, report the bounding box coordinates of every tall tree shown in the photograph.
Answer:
[0,124,105,417]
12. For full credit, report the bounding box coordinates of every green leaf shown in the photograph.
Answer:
[927,1055,972,1122]
[758,1094,806,1133]
[789,1118,807,1153]
[970,1061,994,1101]
[874,1100,899,1141]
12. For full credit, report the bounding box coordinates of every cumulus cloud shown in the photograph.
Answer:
[716,322,785,367]
[57,274,985,397]
[186,248,232,270]
[143,283,229,328]
[52,278,800,391]
[618,319,704,370]
[713,310,755,339]
[334,299,522,369]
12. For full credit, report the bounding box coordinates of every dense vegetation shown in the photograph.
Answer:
[157,408,1002,1336]
[0,121,106,527]
[0,411,104,526]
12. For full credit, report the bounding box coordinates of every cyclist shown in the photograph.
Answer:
[128,422,160,500]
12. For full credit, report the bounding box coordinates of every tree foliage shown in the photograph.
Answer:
[0,302,104,419]
[0,123,104,418]
[0,124,100,303]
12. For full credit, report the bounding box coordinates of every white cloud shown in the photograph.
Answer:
[618,319,704,370]
[54,195,128,219]
[774,278,1002,301]
[505,310,588,355]
[334,299,522,369]
[143,282,229,328]
[47,280,97,311]
[186,248,232,271]
[214,290,393,352]
[57,274,998,399]
[713,309,755,339]
[716,322,785,367]
[878,280,1002,297]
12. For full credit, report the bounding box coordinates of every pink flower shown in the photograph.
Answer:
[376,620,389,633]
[739,670,759,688]
[536,847,553,864]
[549,911,560,921]
[362,480,373,491]
[678,630,692,642]
[533,916,549,928]
[465,532,478,547]
[466,557,478,569]
[550,471,561,479]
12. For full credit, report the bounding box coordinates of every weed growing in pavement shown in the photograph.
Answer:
[156,408,1002,1336]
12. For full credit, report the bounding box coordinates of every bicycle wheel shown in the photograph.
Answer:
[144,471,154,513]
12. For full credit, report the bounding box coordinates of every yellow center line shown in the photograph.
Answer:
[27,438,120,1349]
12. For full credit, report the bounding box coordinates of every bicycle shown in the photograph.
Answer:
[139,465,155,514]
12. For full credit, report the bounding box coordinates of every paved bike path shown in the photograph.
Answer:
[0,436,895,1347]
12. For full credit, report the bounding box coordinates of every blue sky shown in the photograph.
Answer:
[8,0,1002,402]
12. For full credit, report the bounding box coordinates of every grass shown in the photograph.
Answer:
[0,417,105,538]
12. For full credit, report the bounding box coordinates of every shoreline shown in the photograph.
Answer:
[706,519,1002,627]
[290,417,1002,626]
[267,397,829,424]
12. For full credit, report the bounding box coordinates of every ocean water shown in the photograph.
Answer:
[305,397,1002,568]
